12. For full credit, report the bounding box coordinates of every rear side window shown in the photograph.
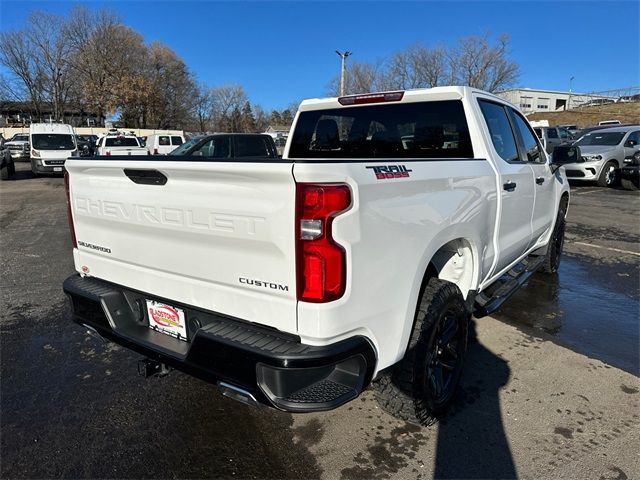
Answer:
[159,136,170,146]
[478,100,519,163]
[171,136,183,146]
[547,128,558,139]
[289,100,473,159]
[235,136,273,157]
[105,137,139,147]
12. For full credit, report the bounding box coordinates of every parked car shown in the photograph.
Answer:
[145,133,185,155]
[0,134,16,180]
[598,120,621,126]
[620,150,640,190]
[63,86,569,425]
[95,131,148,156]
[30,123,78,176]
[559,124,580,137]
[562,126,640,186]
[5,133,30,162]
[75,135,98,157]
[533,126,573,154]
[168,133,278,159]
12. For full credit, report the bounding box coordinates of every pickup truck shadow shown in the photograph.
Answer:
[433,319,517,479]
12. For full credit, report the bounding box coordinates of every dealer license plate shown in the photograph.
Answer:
[54,167,62,172]
[146,300,188,341]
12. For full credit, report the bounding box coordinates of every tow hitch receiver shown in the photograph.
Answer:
[137,358,172,378]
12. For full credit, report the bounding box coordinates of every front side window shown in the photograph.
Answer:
[159,136,170,146]
[478,100,519,163]
[509,109,544,163]
[547,128,558,139]
[289,100,473,159]
[31,134,75,150]
[625,131,640,146]
[235,136,273,157]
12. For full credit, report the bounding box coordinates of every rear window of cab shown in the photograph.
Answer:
[289,100,473,159]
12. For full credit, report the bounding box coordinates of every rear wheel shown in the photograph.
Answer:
[597,161,618,187]
[8,160,15,176]
[374,278,469,426]
[0,164,8,180]
[621,178,638,191]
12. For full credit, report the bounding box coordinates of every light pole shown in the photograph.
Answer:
[568,76,575,110]
[336,50,351,96]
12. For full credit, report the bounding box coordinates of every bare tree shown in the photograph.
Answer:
[211,85,247,131]
[450,34,519,92]
[26,11,75,121]
[0,30,46,119]
[192,82,216,132]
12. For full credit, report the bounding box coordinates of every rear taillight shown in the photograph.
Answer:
[296,183,351,303]
[64,172,77,248]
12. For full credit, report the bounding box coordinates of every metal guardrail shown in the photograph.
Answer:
[568,86,640,110]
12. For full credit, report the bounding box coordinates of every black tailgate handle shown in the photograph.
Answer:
[124,169,167,185]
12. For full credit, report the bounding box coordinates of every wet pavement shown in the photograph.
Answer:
[1,164,639,479]
[494,184,640,374]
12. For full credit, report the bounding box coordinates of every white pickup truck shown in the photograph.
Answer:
[95,131,148,157]
[63,87,570,425]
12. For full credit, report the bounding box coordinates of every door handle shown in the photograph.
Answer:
[536,177,545,185]
[503,181,517,192]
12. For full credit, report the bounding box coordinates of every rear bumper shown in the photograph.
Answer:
[63,274,376,412]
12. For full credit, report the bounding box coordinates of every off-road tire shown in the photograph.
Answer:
[621,178,638,191]
[540,205,566,274]
[597,161,618,187]
[374,278,469,426]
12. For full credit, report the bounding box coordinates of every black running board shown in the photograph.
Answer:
[473,255,545,318]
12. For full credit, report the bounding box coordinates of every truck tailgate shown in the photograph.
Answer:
[66,158,297,334]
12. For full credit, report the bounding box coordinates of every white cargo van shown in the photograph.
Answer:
[30,123,77,176]
[146,133,185,155]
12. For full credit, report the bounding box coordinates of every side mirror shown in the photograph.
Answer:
[550,145,581,173]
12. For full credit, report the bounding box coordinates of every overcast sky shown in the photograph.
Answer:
[2,1,638,110]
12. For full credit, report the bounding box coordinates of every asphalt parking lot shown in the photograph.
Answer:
[1,162,639,480]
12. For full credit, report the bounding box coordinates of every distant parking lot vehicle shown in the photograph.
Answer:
[0,135,16,180]
[533,126,572,154]
[621,150,640,190]
[559,124,580,137]
[168,133,278,159]
[96,131,148,156]
[146,133,185,155]
[75,135,98,157]
[598,120,621,126]
[5,133,30,162]
[30,123,78,177]
[561,126,640,187]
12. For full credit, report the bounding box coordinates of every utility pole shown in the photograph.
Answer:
[336,50,351,96]
[568,76,575,111]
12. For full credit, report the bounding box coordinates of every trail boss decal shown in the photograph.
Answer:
[366,165,413,180]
